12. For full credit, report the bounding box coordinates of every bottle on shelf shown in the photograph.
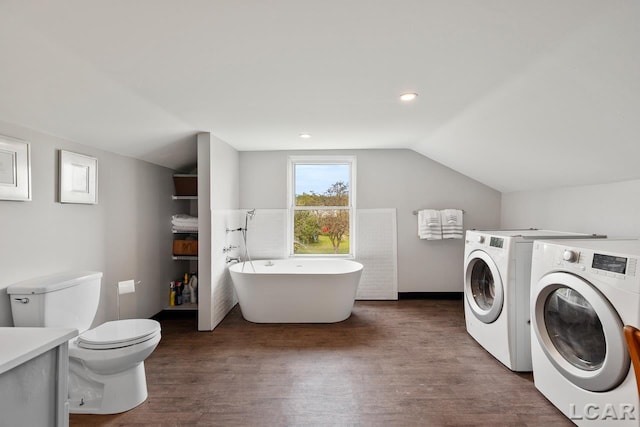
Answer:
[175,281,183,305]
[182,273,191,303]
[189,273,198,304]
[169,282,176,307]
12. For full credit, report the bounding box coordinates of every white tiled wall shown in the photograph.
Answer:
[244,209,288,260]
[355,209,398,300]
[240,208,398,300]
[211,210,241,328]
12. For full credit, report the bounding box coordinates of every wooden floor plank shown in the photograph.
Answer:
[70,300,572,426]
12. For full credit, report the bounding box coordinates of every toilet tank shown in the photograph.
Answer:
[7,271,103,331]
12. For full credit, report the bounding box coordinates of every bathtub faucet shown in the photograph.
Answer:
[226,256,241,264]
[226,227,245,233]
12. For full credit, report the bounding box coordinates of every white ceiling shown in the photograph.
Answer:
[0,1,638,192]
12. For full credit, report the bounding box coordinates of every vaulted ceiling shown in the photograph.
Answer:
[1,1,638,192]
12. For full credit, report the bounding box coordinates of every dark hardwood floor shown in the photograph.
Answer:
[70,300,572,426]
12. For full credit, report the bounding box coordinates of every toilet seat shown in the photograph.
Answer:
[78,319,161,350]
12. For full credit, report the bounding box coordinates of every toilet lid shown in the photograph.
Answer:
[77,319,161,350]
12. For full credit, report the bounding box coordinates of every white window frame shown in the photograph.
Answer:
[287,155,356,258]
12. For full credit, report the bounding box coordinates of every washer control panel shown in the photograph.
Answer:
[489,237,504,248]
[464,231,507,253]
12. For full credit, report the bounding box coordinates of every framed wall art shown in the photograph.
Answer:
[0,135,32,201]
[59,150,98,204]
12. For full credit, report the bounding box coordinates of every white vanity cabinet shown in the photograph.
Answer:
[0,327,78,427]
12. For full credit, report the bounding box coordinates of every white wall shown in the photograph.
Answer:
[239,149,501,292]
[501,179,640,237]
[0,121,185,326]
[197,133,240,331]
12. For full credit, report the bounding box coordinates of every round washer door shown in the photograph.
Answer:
[464,250,504,323]
[532,272,629,392]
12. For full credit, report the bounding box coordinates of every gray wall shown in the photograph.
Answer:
[240,149,501,292]
[0,121,184,326]
[501,179,640,237]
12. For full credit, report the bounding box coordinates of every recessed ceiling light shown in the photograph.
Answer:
[400,92,418,102]
[299,133,312,139]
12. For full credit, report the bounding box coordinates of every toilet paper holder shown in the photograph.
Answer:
[115,280,142,320]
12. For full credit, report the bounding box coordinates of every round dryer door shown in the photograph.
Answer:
[532,272,629,392]
[464,250,504,323]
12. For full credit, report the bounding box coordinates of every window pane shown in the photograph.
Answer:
[293,209,350,254]
[295,164,349,206]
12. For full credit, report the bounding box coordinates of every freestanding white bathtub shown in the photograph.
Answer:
[229,258,363,323]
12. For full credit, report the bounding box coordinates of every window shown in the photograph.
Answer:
[288,156,356,256]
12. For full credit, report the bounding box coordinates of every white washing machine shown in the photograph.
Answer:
[530,239,640,426]
[464,229,605,372]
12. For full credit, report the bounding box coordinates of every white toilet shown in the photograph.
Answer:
[7,271,161,414]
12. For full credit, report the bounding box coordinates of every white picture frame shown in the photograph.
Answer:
[0,135,31,201]
[59,150,98,204]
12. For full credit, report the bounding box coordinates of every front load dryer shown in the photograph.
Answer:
[464,229,604,372]
[530,239,640,426]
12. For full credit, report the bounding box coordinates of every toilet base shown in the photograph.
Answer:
[68,360,149,414]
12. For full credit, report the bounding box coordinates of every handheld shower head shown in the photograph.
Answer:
[241,209,256,272]
[243,209,256,231]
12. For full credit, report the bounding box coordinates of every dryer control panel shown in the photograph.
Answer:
[592,253,629,275]
[532,239,640,294]
[590,252,638,280]
[550,247,639,292]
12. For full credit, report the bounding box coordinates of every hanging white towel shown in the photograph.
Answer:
[418,209,442,240]
[440,209,463,239]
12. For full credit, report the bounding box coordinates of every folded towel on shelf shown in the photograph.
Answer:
[441,209,463,239]
[172,215,197,224]
[171,218,198,224]
[172,214,198,232]
[172,224,198,229]
[172,226,198,233]
[172,214,198,223]
[418,209,442,240]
